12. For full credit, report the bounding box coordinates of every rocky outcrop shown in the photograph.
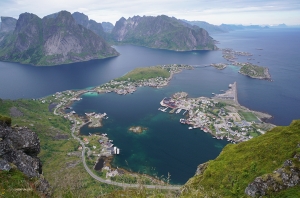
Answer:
[245,154,300,197]
[0,11,118,66]
[0,122,51,196]
[111,15,217,51]
[0,16,17,33]
[195,162,209,176]
[0,124,41,176]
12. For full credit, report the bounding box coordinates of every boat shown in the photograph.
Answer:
[212,93,215,95]
[188,127,193,130]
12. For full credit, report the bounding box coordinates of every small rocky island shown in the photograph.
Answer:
[129,126,147,133]
[210,48,271,80]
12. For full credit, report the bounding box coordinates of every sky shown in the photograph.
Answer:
[0,0,299,25]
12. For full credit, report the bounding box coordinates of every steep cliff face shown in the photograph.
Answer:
[0,121,51,197]
[0,11,118,66]
[181,120,300,198]
[111,15,217,51]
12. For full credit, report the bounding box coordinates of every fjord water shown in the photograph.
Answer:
[1,28,300,183]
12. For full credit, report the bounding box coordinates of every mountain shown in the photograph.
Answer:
[111,15,217,51]
[102,22,114,33]
[270,23,288,28]
[219,24,269,31]
[0,11,118,66]
[0,17,17,33]
[0,17,17,42]
[181,19,226,34]
[72,12,106,38]
[182,120,300,197]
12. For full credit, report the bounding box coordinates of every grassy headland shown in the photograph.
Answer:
[181,120,300,197]
[116,66,170,82]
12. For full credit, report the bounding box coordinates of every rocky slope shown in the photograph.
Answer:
[111,15,217,51]
[0,118,51,197]
[0,11,118,66]
[181,120,300,197]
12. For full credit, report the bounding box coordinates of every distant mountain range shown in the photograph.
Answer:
[0,10,293,66]
[181,20,271,34]
[111,15,217,51]
[0,11,118,66]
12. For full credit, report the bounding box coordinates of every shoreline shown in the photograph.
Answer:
[51,65,276,186]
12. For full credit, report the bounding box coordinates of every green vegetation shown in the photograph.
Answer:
[238,110,259,122]
[0,114,11,126]
[239,63,270,79]
[182,120,300,197]
[0,168,40,198]
[0,99,123,197]
[116,66,170,82]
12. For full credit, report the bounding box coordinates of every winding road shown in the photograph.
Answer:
[69,118,181,190]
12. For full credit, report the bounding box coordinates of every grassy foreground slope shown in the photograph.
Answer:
[0,99,123,197]
[181,120,300,198]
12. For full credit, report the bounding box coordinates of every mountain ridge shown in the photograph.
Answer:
[111,15,217,51]
[0,11,118,66]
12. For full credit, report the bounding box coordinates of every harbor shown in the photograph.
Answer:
[158,82,274,143]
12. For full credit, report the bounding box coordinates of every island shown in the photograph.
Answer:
[210,48,272,80]
[129,126,148,133]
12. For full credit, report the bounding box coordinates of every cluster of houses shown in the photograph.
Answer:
[98,136,120,156]
[160,93,265,143]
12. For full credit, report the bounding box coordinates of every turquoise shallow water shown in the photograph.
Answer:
[74,85,229,184]
[1,28,299,183]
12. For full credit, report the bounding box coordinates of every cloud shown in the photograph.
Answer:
[0,0,299,25]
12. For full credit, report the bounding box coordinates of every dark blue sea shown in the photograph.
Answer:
[0,28,299,184]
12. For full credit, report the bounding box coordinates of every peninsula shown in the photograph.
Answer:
[159,82,274,143]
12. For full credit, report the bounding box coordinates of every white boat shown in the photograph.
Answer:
[188,127,193,130]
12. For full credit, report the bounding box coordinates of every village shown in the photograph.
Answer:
[93,64,193,95]
[159,82,274,143]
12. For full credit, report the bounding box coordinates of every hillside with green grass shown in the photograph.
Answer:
[181,120,300,198]
[116,66,170,82]
[0,99,123,197]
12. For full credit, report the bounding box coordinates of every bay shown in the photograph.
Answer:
[1,28,300,184]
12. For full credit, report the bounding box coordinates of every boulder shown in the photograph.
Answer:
[0,158,11,171]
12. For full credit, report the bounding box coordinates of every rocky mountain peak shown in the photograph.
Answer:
[0,11,118,66]
[112,15,217,51]
[72,11,105,37]
[72,11,89,26]
[0,16,17,32]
